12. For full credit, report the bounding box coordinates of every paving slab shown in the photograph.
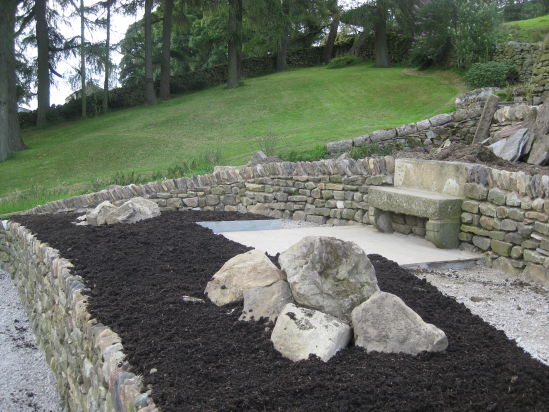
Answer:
[221,224,481,266]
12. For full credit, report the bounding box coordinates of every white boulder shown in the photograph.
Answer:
[239,280,293,322]
[104,197,160,225]
[351,291,448,356]
[86,201,118,226]
[205,250,285,306]
[279,236,379,322]
[271,303,352,362]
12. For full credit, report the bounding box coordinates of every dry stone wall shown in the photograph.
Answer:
[461,165,549,285]
[0,221,158,412]
[494,41,542,83]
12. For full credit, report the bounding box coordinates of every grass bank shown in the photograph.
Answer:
[503,14,549,42]
[0,63,464,215]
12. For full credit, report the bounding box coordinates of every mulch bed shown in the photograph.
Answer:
[13,211,549,411]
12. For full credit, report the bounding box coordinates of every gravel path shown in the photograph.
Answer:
[0,270,64,412]
[413,264,549,365]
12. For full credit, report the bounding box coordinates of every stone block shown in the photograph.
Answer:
[500,219,518,232]
[522,263,549,286]
[491,240,513,257]
[487,188,507,206]
[459,232,473,242]
[462,200,480,213]
[333,191,345,201]
[506,192,521,207]
[524,249,546,264]
[473,236,491,251]
[288,195,308,202]
[505,232,524,245]
[526,211,548,222]
[511,246,523,259]
[479,202,497,217]
[425,220,461,249]
[508,208,525,221]
[306,215,326,225]
[492,257,522,276]
[496,206,509,219]
[480,216,498,230]
[535,221,549,236]
[322,190,334,200]
[465,183,488,200]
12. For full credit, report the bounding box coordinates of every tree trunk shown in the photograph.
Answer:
[374,3,390,68]
[0,0,24,162]
[80,0,87,118]
[348,30,368,57]
[227,0,242,89]
[323,15,340,63]
[35,0,49,127]
[102,0,111,113]
[144,0,157,103]
[276,0,290,72]
[159,0,173,100]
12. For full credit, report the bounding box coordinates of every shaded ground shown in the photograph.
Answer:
[13,211,549,412]
[0,270,63,412]
[397,142,548,175]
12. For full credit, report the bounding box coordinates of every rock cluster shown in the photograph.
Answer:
[85,197,160,226]
[205,236,448,362]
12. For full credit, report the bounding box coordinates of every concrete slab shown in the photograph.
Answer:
[197,219,282,233]
[221,224,481,266]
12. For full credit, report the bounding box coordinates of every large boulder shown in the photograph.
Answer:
[86,201,118,226]
[351,291,448,356]
[239,280,293,322]
[104,197,160,225]
[205,250,285,306]
[279,236,379,322]
[271,303,352,362]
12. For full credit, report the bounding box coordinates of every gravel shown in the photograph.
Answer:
[0,269,64,412]
[412,264,549,366]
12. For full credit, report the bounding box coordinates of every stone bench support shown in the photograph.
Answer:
[368,186,463,249]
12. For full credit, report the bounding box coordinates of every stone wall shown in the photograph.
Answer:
[461,166,549,285]
[530,35,549,104]
[494,41,542,83]
[0,221,158,412]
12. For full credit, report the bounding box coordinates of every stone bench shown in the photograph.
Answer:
[369,186,463,249]
[368,159,470,249]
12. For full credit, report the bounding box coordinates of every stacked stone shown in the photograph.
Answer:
[458,166,549,284]
[327,108,483,155]
[530,35,549,105]
[493,41,542,83]
[150,174,392,226]
[0,221,158,412]
[375,212,427,237]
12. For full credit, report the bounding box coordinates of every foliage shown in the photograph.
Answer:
[502,0,549,22]
[464,61,518,88]
[412,0,501,69]
[326,55,363,69]
[278,144,330,162]
[3,65,462,214]
[254,133,280,156]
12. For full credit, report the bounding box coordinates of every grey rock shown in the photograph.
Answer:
[85,201,117,226]
[239,280,293,322]
[370,129,397,141]
[489,128,529,162]
[279,236,379,322]
[327,140,353,154]
[205,250,285,306]
[473,94,499,144]
[271,303,352,362]
[351,291,448,355]
[104,197,160,225]
[429,113,452,127]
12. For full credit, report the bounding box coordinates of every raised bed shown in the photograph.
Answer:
[8,211,549,411]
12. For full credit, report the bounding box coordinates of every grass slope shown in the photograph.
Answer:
[0,63,463,214]
[503,14,549,42]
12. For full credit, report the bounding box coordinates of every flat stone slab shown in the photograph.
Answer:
[197,219,282,233]
[369,186,463,220]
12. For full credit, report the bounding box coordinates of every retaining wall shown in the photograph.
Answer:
[494,41,542,83]
[0,222,158,412]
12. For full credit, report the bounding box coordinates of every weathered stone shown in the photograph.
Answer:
[522,263,549,286]
[480,216,498,230]
[487,188,507,206]
[491,240,513,257]
[182,197,199,208]
[370,129,397,141]
[465,183,488,200]
[104,197,160,225]
[85,201,117,226]
[429,113,452,127]
[373,209,393,233]
[527,134,549,165]
[489,128,530,162]
[508,208,525,221]
[473,236,491,251]
[479,202,497,217]
[535,221,549,235]
[279,236,379,322]
[462,200,480,214]
[492,257,522,276]
[166,198,182,209]
[473,94,500,144]
[239,281,293,322]
[524,249,546,264]
[506,192,522,207]
[505,232,524,245]
[351,291,448,356]
[271,303,352,362]
[327,139,353,154]
[526,211,548,222]
[205,250,285,306]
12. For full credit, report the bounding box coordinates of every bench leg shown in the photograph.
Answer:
[370,207,393,233]
[425,219,460,249]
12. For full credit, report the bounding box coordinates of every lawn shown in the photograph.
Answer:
[503,14,549,42]
[0,63,464,215]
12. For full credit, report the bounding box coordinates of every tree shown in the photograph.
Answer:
[159,0,174,99]
[35,0,50,126]
[227,0,242,88]
[98,0,115,112]
[79,0,87,117]
[323,0,341,63]
[1,0,25,162]
[144,0,157,103]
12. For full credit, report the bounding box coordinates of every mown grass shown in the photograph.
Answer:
[503,14,549,42]
[0,63,464,215]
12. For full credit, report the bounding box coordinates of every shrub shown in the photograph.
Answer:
[326,55,363,69]
[464,61,518,88]
[279,144,329,162]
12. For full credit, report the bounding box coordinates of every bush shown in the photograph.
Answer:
[464,62,518,88]
[326,55,363,69]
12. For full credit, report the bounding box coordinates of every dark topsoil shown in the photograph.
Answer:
[13,211,549,412]
[396,143,548,176]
